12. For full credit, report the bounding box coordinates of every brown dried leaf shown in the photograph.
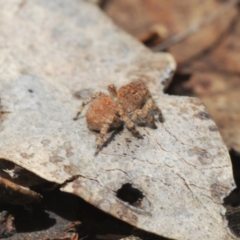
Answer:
[104,0,238,63]
[0,176,42,205]
[0,211,16,238]
[183,72,240,152]
[104,0,240,152]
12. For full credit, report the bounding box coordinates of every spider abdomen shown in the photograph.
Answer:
[86,95,122,131]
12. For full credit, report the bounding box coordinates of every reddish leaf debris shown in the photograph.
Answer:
[0,211,16,238]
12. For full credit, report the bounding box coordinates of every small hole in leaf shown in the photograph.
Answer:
[116,183,144,206]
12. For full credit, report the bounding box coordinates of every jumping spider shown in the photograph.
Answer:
[74,81,163,154]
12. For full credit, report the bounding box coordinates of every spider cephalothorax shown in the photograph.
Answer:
[74,81,163,154]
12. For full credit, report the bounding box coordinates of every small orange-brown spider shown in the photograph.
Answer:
[74,81,163,154]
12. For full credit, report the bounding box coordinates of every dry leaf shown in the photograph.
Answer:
[0,211,16,238]
[0,0,236,239]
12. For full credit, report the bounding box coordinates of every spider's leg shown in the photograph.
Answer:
[95,116,114,155]
[73,92,103,120]
[117,105,142,138]
[107,84,118,98]
[131,109,147,126]
[144,98,163,124]
[151,100,163,123]
[130,99,157,129]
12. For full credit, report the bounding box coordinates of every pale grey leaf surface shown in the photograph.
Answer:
[0,0,236,239]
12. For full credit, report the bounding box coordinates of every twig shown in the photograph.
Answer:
[151,0,239,51]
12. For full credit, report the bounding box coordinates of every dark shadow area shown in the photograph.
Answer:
[224,188,240,207]
[230,149,240,188]
[224,188,240,238]
[224,149,240,207]
[0,203,56,233]
[225,203,240,238]
[224,149,240,206]
[38,190,80,222]
[164,72,193,96]
[224,149,240,237]
[75,196,133,239]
